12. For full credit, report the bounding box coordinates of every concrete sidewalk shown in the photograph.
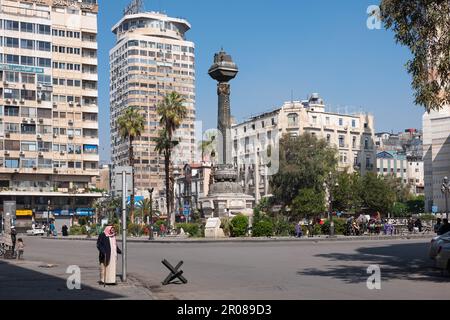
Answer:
[0,258,155,300]
[39,233,435,243]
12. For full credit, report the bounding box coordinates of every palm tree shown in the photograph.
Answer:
[198,130,218,162]
[137,198,152,225]
[117,107,145,224]
[155,92,187,229]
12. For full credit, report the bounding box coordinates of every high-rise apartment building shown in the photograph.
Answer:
[109,8,196,211]
[0,0,100,230]
[232,94,376,202]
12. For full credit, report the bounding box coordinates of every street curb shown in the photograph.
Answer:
[41,234,434,244]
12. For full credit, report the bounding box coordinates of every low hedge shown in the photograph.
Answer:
[252,220,274,237]
[175,223,202,238]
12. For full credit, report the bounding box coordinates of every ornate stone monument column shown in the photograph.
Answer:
[208,50,238,165]
[200,50,254,219]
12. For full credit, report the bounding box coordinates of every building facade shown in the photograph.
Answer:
[376,151,424,195]
[423,106,450,213]
[109,9,196,211]
[0,0,100,230]
[232,93,376,202]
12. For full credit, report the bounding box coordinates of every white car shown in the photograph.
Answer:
[435,241,450,274]
[429,231,450,259]
[26,228,45,236]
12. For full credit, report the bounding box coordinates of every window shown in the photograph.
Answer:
[37,41,51,52]
[364,137,369,150]
[21,73,35,84]
[325,117,330,125]
[5,106,19,116]
[5,20,19,31]
[352,119,356,128]
[352,136,357,148]
[6,54,19,64]
[4,89,20,100]
[339,118,343,126]
[38,24,50,35]
[21,56,35,66]
[5,37,19,48]
[21,89,36,101]
[20,22,34,33]
[20,39,34,50]
[5,158,19,169]
[287,113,298,127]
[37,58,51,68]
[327,134,331,143]
[339,135,345,148]
[21,158,36,168]
[5,72,20,83]
[21,141,37,152]
[21,124,36,134]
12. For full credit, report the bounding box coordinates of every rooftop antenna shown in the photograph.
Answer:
[124,0,144,16]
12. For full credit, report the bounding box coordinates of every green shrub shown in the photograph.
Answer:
[313,224,323,236]
[252,220,274,237]
[274,218,294,236]
[420,214,436,221]
[127,223,143,237]
[220,218,231,237]
[69,225,84,235]
[321,218,346,235]
[175,223,202,238]
[230,214,249,237]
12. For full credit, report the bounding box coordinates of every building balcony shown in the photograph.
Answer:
[82,121,99,130]
[82,73,98,82]
[82,105,99,113]
[81,41,98,50]
[82,154,99,162]
[82,56,98,66]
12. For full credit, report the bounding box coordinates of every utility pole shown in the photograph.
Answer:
[122,170,127,282]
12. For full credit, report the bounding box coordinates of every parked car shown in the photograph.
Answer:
[429,231,450,259]
[435,241,450,274]
[26,228,45,236]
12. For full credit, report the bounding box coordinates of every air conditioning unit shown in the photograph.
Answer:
[19,151,25,157]
[38,152,43,157]
[22,118,28,123]
[37,84,42,89]
[5,132,10,138]
[22,84,26,89]
[20,99,25,104]
[38,118,44,123]
[60,151,65,155]
[53,133,58,138]
[68,120,73,125]
[53,168,58,173]
[5,99,11,104]
[4,81,9,86]
[4,151,10,156]
[53,102,57,107]
[68,134,74,139]
[37,134,42,139]
[30,118,35,123]
[33,166,37,170]
[13,99,18,104]
[69,101,74,106]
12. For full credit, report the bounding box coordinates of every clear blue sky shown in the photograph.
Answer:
[97,0,425,162]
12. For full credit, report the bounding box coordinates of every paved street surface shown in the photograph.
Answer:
[1,236,449,300]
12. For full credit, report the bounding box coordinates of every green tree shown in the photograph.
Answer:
[379,0,450,111]
[270,134,338,206]
[331,171,362,213]
[406,195,425,214]
[392,202,409,217]
[359,173,396,215]
[155,92,187,229]
[291,188,326,220]
[117,107,145,223]
[137,198,152,225]
[230,214,249,237]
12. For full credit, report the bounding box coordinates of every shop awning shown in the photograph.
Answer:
[75,208,95,217]
[16,210,33,217]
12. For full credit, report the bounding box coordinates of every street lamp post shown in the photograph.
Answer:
[325,172,338,238]
[148,188,154,240]
[47,200,51,237]
[441,177,450,219]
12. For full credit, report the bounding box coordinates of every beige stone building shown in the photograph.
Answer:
[0,0,100,229]
[109,9,196,212]
[423,106,450,212]
[232,93,376,202]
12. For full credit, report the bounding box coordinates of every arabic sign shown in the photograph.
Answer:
[0,64,44,74]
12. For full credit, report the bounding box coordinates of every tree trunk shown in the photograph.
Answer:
[165,150,171,230]
[129,136,135,224]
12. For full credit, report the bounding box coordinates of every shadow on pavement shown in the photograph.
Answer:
[297,242,450,284]
[0,260,124,300]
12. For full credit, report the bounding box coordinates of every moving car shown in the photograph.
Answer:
[429,231,450,259]
[26,228,45,236]
[435,241,450,274]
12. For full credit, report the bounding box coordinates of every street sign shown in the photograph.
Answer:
[432,206,439,214]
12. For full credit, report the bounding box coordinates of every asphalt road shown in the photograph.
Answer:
[9,236,450,300]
